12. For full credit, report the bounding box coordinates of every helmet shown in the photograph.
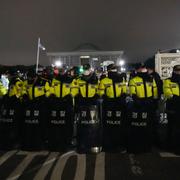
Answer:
[107,63,117,71]
[134,62,145,70]
[173,65,180,71]
[27,69,36,78]
[83,64,91,70]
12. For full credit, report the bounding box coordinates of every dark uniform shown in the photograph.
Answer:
[99,64,127,151]
[75,64,102,153]
[128,63,158,152]
[163,65,180,153]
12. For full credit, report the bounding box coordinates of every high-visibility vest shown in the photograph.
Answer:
[163,78,180,99]
[50,78,76,98]
[22,77,51,100]
[0,81,7,96]
[8,78,23,98]
[129,76,158,99]
[99,77,127,98]
[76,78,99,98]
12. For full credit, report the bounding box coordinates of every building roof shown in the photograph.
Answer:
[73,43,101,51]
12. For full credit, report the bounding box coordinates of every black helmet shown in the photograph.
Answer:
[107,63,117,71]
[134,62,145,70]
[173,65,180,71]
[83,64,91,70]
[27,69,36,78]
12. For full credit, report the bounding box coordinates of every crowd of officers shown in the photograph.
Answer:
[0,62,180,152]
[0,63,158,101]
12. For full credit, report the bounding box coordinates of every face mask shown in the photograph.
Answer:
[83,70,91,76]
[174,70,180,75]
[141,68,147,73]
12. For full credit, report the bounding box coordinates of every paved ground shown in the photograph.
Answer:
[0,149,180,180]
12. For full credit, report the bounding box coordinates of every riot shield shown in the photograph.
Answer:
[127,99,153,153]
[102,98,126,152]
[156,97,168,150]
[21,98,44,150]
[76,98,102,153]
[46,96,73,151]
[0,97,22,150]
[166,97,180,154]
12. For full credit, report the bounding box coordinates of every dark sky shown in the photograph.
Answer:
[1,0,180,65]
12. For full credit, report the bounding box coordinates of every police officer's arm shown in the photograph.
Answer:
[45,81,51,97]
[70,79,79,97]
[152,79,158,99]
[121,78,127,94]
[163,79,173,99]
[15,80,23,98]
[21,80,28,96]
[98,79,105,97]
[95,80,100,95]
[129,78,136,96]
[49,79,56,97]
[0,82,7,96]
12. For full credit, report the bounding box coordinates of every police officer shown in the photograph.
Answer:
[163,65,180,152]
[128,63,158,152]
[99,63,127,98]
[129,63,158,102]
[22,69,51,100]
[99,63,127,152]
[22,69,36,101]
[75,64,99,101]
[8,71,24,101]
[146,63,162,98]
[75,64,101,153]
[0,74,8,98]
[49,66,78,99]
[0,72,8,107]
[163,65,180,100]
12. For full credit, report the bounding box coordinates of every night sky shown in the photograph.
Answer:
[0,0,180,65]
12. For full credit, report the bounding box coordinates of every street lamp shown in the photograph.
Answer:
[55,60,62,67]
[36,37,46,73]
[119,60,125,66]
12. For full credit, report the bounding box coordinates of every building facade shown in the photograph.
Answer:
[47,43,124,68]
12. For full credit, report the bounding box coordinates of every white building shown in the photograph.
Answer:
[47,43,124,68]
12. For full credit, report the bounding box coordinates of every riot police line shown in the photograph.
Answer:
[0,93,173,154]
[0,62,180,154]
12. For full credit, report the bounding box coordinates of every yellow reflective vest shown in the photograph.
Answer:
[8,78,23,98]
[76,77,99,98]
[163,78,180,99]
[0,81,7,96]
[129,76,158,99]
[99,77,127,98]
[50,77,77,98]
[22,77,51,100]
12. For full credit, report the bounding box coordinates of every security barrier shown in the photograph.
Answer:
[0,97,22,150]
[21,98,45,150]
[76,98,102,153]
[46,96,73,151]
[0,95,180,153]
[156,98,168,150]
[127,100,153,153]
[166,97,180,153]
[102,98,126,151]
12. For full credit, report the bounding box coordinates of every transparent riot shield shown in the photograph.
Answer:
[76,98,102,153]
